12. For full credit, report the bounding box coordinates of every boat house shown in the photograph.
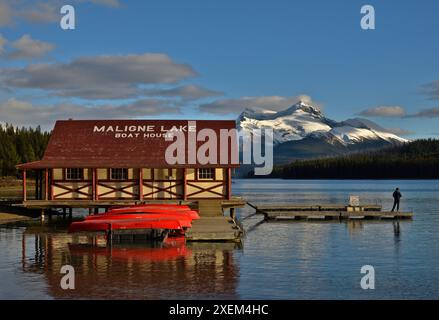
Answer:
[16,119,242,211]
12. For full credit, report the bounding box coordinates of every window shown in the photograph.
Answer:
[66,168,83,180]
[111,168,128,180]
[198,168,215,180]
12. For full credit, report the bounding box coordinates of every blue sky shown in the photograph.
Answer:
[0,0,438,138]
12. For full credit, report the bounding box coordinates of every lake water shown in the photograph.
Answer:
[1,179,438,299]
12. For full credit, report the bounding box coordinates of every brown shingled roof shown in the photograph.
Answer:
[17,120,239,169]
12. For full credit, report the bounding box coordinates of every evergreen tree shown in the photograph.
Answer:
[268,139,439,179]
[0,124,51,177]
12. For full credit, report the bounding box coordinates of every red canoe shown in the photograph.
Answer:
[68,217,183,234]
[68,204,199,240]
[85,213,193,228]
[107,204,200,220]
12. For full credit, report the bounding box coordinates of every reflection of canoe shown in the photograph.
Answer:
[68,239,191,262]
[68,218,183,233]
[68,204,199,240]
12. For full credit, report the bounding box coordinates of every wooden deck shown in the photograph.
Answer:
[184,200,243,242]
[185,216,243,242]
[18,197,247,210]
[256,204,383,212]
[14,198,246,242]
[255,204,413,220]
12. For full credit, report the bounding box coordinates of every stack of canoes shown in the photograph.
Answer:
[68,204,200,241]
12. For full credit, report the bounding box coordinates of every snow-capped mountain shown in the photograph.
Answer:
[238,101,407,146]
[237,101,408,165]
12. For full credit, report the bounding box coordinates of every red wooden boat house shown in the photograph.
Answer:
[16,120,244,214]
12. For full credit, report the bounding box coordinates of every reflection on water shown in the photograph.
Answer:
[18,230,240,299]
[234,180,439,299]
[1,180,439,299]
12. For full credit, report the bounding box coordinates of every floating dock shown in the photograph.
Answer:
[253,204,413,220]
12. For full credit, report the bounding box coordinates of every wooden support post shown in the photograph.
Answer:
[41,170,44,200]
[183,168,187,201]
[35,171,38,200]
[94,168,99,201]
[38,171,41,200]
[41,209,45,222]
[92,168,96,201]
[45,169,49,201]
[62,208,66,219]
[88,208,93,215]
[230,208,236,220]
[68,208,73,219]
[94,208,99,215]
[227,168,232,200]
[22,170,27,202]
[50,169,54,200]
[139,168,143,201]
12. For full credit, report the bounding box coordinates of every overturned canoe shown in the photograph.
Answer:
[106,204,200,220]
[68,205,199,241]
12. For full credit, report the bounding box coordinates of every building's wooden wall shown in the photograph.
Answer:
[142,168,183,199]
[52,169,92,199]
[186,168,226,199]
[50,168,229,200]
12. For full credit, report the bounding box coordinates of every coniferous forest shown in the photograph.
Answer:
[268,139,439,179]
[1,123,439,179]
[0,124,51,177]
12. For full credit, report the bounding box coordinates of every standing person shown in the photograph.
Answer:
[391,188,402,212]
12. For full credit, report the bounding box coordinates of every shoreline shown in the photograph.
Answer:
[0,212,33,225]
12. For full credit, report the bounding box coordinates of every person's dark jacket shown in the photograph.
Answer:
[393,191,402,201]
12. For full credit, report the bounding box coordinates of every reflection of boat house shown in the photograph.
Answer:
[16,120,244,211]
[21,232,239,299]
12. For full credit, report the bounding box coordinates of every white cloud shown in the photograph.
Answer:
[85,0,122,8]
[0,98,180,127]
[387,128,415,136]
[7,34,55,59]
[143,85,223,101]
[407,107,439,118]
[0,3,13,26]
[1,53,197,99]
[421,81,439,100]
[199,95,316,114]
[17,2,58,23]
[0,0,122,26]
[358,106,406,118]
[0,34,7,54]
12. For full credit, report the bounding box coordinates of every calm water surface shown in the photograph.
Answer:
[1,179,438,299]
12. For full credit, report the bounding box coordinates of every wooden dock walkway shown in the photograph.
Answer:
[18,197,247,210]
[185,200,243,242]
[186,216,243,242]
[254,204,413,220]
[256,204,383,212]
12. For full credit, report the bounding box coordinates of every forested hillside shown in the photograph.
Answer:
[0,124,51,177]
[269,139,439,179]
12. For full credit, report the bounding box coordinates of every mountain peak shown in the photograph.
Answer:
[237,100,408,147]
[293,100,321,113]
[238,100,322,120]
